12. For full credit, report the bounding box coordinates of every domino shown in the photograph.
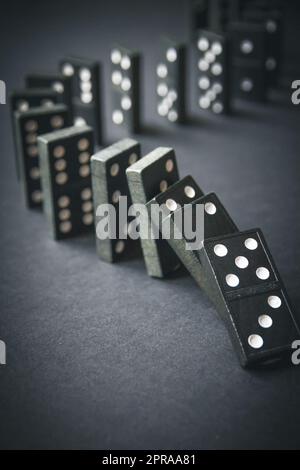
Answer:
[208,0,241,32]
[149,186,299,366]
[156,40,186,123]
[25,73,73,114]
[196,29,231,114]
[190,0,209,38]
[241,9,283,87]
[10,88,59,179]
[38,125,94,239]
[145,176,205,279]
[110,46,140,133]
[146,181,238,283]
[229,22,267,101]
[199,229,300,366]
[14,104,72,208]
[126,147,180,278]
[60,56,102,144]
[91,138,141,262]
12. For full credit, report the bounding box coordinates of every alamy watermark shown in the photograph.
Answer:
[291,340,300,365]
[0,340,6,365]
[95,197,204,250]
[291,80,300,105]
[0,80,6,104]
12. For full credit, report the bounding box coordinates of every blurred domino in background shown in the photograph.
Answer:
[110,46,141,134]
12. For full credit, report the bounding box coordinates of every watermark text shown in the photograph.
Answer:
[291,80,300,105]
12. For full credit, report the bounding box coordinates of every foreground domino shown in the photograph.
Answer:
[147,185,299,366]
[38,126,94,239]
[126,147,180,278]
[14,104,71,208]
[200,230,300,366]
[91,138,141,262]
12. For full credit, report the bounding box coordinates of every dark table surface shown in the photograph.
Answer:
[0,0,300,450]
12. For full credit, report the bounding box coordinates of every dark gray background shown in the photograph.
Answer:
[0,0,300,450]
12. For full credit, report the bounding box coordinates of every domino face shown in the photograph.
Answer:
[241,10,283,87]
[146,183,238,283]
[201,229,300,366]
[196,29,231,114]
[10,88,59,179]
[156,40,186,123]
[110,46,140,133]
[25,74,73,113]
[38,126,94,239]
[126,147,180,278]
[91,138,141,262]
[60,56,102,144]
[229,22,267,101]
[14,104,71,208]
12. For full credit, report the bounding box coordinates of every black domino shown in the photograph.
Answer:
[25,73,73,115]
[60,56,102,144]
[156,39,186,123]
[229,21,267,101]
[110,46,140,133]
[241,9,284,87]
[196,29,231,114]
[148,185,299,366]
[14,104,72,208]
[91,138,141,262]
[126,147,180,278]
[10,88,59,179]
[38,125,94,239]
[200,229,300,366]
